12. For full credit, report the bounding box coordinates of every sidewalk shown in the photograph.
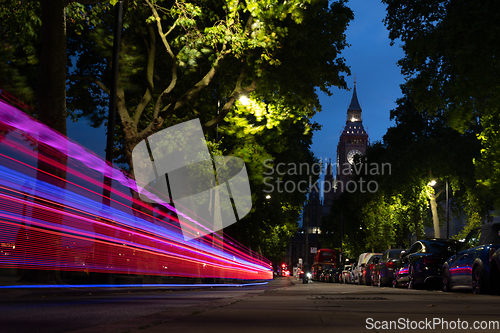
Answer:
[6,275,498,333]
[69,276,500,333]
[135,278,359,333]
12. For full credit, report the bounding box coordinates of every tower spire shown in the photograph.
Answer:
[348,76,361,112]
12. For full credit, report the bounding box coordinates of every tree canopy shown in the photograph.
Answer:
[382,0,500,204]
[63,0,353,174]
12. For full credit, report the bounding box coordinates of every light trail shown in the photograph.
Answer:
[0,101,272,282]
[0,281,269,289]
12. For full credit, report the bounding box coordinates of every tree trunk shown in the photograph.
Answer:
[429,194,440,238]
[37,0,67,136]
[21,1,67,284]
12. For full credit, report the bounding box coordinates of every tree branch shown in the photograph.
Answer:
[203,68,258,131]
[67,75,110,95]
[132,24,156,125]
[144,0,178,123]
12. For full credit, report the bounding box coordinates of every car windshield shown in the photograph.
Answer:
[388,250,404,259]
[367,255,381,264]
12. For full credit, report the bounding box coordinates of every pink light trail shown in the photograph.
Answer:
[0,101,272,281]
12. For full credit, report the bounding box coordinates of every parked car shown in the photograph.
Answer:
[392,250,409,288]
[372,249,406,287]
[405,238,459,290]
[319,268,330,282]
[442,223,500,294]
[327,268,338,283]
[353,253,381,285]
[331,268,341,283]
[362,254,381,286]
[322,268,338,283]
[341,264,354,284]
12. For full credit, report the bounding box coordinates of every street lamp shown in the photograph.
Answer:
[445,180,449,238]
[239,95,250,105]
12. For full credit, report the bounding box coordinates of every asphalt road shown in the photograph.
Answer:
[0,279,289,333]
[1,278,500,333]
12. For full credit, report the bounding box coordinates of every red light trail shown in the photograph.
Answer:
[0,101,272,282]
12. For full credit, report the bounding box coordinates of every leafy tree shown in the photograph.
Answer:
[67,0,353,175]
[65,0,353,263]
[382,0,500,204]
[379,89,488,236]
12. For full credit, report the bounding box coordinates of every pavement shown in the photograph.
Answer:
[67,277,500,333]
[3,275,500,332]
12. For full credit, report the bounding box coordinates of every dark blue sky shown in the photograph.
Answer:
[67,0,405,167]
[311,0,404,165]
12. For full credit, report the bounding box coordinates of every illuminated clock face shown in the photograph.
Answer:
[347,149,363,165]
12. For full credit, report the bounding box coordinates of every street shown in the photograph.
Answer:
[0,279,288,333]
[1,277,500,332]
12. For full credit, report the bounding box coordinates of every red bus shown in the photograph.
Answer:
[312,249,338,281]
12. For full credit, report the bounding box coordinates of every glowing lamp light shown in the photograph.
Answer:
[428,180,437,187]
[239,95,250,106]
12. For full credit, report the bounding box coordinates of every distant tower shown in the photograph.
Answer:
[336,78,369,189]
[323,78,369,211]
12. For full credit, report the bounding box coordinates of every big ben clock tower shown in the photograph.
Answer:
[324,78,369,207]
[337,78,369,183]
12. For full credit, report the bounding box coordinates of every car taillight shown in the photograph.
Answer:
[386,261,395,269]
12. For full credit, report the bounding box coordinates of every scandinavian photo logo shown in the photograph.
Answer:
[132,119,252,241]
[262,158,391,194]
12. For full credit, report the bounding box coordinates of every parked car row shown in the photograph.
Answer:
[313,223,500,295]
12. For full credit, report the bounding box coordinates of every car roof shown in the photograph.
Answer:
[357,252,382,264]
[419,238,459,245]
[384,248,405,253]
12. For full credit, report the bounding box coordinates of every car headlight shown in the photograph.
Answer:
[306,272,312,278]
